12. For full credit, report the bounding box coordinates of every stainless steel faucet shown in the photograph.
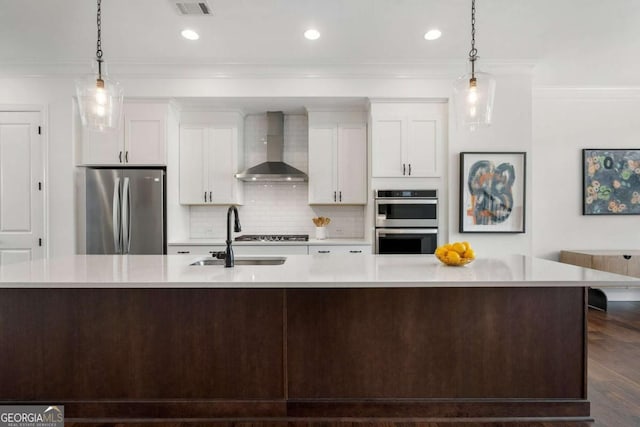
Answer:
[225,206,241,267]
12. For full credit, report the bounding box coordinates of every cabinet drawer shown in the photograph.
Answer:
[234,245,308,256]
[168,245,215,255]
[310,245,371,255]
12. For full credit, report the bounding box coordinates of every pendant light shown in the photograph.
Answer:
[76,0,123,132]
[453,0,495,130]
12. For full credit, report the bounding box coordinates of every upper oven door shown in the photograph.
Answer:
[375,199,438,227]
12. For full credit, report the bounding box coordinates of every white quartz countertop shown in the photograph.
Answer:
[168,238,371,246]
[0,254,638,288]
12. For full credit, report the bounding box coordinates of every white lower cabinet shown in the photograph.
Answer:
[309,245,372,255]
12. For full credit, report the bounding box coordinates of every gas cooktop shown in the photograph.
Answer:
[234,234,309,242]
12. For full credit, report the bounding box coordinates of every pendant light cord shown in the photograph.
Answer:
[468,0,477,78]
[96,0,103,80]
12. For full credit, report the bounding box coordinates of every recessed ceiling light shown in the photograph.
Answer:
[304,29,321,40]
[424,29,442,41]
[181,29,200,40]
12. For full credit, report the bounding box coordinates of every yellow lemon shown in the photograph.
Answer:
[435,246,447,257]
[452,242,466,255]
[463,248,476,260]
[463,241,471,250]
[446,251,461,264]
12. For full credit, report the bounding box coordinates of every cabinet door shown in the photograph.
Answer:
[209,126,237,204]
[371,117,404,177]
[124,103,166,165]
[81,127,122,165]
[179,126,207,204]
[337,124,367,204]
[406,117,438,177]
[308,126,337,204]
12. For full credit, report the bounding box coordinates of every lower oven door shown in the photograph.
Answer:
[375,228,438,254]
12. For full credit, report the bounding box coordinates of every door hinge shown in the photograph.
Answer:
[38,182,42,191]
[38,126,42,135]
[38,238,42,247]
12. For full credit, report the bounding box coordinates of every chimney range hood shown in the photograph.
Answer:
[235,111,308,182]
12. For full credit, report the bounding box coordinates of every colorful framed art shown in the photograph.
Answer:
[583,149,640,215]
[459,152,526,233]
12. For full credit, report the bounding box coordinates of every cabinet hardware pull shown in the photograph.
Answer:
[318,250,331,254]
[204,191,207,203]
[349,250,362,253]
[125,151,129,163]
[334,191,336,202]
[177,251,190,254]
[209,191,212,202]
[119,151,123,163]
[403,163,406,175]
[339,191,342,202]
[408,163,412,176]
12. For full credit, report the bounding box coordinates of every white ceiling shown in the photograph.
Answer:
[1,0,639,85]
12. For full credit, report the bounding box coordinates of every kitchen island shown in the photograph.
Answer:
[0,254,637,426]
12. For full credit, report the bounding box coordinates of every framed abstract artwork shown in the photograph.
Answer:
[459,152,526,233]
[583,149,640,215]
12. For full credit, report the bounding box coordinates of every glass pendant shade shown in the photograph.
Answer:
[76,67,123,132]
[453,71,496,130]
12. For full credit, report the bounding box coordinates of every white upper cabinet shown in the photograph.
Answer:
[179,112,244,205]
[78,101,168,166]
[371,102,445,178]
[308,112,367,205]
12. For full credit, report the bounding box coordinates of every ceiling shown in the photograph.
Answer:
[1,0,639,85]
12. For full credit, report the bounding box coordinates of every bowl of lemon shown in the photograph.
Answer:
[435,241,476,266]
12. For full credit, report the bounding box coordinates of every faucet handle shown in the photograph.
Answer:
[210,251,226,259]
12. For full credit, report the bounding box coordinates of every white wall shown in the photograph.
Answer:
[532,89,640,260]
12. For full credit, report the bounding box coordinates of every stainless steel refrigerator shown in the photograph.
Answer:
[82,168,166,254]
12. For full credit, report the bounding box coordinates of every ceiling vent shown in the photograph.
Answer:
[172,1,212,15]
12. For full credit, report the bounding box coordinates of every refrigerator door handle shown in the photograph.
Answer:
[112,177,121,254]
[122,177,132,254]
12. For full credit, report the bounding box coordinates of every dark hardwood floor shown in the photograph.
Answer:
[588,301,640,427]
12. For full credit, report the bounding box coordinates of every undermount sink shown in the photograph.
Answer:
[190,256,287,266]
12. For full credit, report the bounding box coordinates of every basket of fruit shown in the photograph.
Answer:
[435,241,476,266]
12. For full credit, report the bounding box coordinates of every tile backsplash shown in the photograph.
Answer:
[189,114,365,239]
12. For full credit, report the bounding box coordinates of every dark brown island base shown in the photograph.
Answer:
[0,286,590,426]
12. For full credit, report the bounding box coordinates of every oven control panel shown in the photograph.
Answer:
[375,190,437,199]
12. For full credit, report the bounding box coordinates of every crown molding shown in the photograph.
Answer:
[0,60,536,80]
[534,87,640,99]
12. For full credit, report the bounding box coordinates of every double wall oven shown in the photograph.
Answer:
[374,190,438,254]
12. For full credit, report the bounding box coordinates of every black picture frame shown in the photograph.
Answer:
[582,148,640,215]
[459,152,527,233]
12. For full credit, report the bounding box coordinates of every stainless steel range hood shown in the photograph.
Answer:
[235,111,308,182]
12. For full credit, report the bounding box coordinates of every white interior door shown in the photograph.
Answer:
[0,112,44,266]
